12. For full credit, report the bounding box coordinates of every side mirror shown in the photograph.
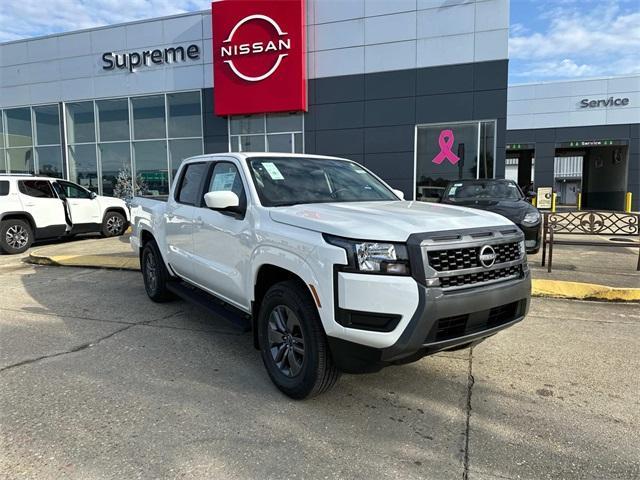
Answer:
[90,191,97,199]
[204,191,240,211]
[392,189,405,200]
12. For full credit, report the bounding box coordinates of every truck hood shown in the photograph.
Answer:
[269,201,514,242]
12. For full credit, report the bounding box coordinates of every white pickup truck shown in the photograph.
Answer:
[130,153,530,399]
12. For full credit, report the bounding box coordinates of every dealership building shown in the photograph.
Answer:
[0,0,638,210]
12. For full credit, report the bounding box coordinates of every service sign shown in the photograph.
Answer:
[536,187,553,210]
[211,0,307,116]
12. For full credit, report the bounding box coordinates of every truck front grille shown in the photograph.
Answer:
[439,265,521,289]
[427,241,521,272]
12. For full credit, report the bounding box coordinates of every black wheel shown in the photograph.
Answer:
[0,219,33,254]
[102,211,126,237]
[141,240,174,302]
[258,280,340,399]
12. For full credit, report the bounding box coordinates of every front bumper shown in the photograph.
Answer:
[518,222,542,253]
[327,271,531,373]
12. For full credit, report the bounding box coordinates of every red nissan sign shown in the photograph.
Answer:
[211,0,307,116]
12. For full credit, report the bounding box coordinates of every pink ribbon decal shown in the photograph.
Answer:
[432,129,460,165]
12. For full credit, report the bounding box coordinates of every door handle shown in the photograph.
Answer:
[24,203,35,207]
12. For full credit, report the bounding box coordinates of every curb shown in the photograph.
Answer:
[27,251,140,271]
[26,252,640,302]
[531,279,640,303]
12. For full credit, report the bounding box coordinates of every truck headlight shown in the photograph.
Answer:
[324,235,411,275]
[522,210,541,226]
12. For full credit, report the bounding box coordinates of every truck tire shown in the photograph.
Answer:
[102,211,126,237]
[141,240,174,302]
[0,219,34,255]
[258,280,340,399]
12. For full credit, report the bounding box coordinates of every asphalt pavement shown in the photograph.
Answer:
[0,254,638,479]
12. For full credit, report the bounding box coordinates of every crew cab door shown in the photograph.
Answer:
[16,180,67,238]
[191,160,252,310]
[54,180,101,227]
[164,161,208,279]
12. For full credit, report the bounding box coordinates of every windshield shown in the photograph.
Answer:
[247,157,398,207]
[444,181,523,201]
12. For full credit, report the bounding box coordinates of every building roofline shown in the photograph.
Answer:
[0,9,210,46]
[508,73,640,88]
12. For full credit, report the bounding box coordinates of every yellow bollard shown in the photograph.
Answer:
[532,196,536,207]
[625,192,632,212]
[551,193,557,213]
[577,192,582,211]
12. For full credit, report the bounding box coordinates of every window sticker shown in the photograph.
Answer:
[262,162,284,180]
[212,172,236,191]
[449,186,458,195]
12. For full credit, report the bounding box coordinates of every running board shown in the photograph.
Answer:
[166,281,251,332]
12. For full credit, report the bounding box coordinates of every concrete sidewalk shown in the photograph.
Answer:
[24,233,640,301]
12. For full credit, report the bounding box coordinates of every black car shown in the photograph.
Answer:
[440,179,542,253]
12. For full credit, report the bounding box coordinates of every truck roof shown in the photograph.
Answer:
[180,152,350,165]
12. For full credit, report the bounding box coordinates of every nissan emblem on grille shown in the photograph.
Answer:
[479,245,497,268]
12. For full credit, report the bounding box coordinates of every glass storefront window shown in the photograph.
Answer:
[5,108,32,147]
[169,138,203,179]
[99,142,131,196]
[36,146,63,178]
[34,105,61,146]
[240,135,265,152]
[229,113,303,153]
[230,115,264,135]
[132,95,165,140]
[134,141,169,195]
[6,147,34,174]
[167,92,202,138]
[415,121,495,201]
[0,150,5,173]
[68,144,99,192]
[479,121,495,179]
[97,98,130,142]
[267,133,293,153]
[66,102,95,144]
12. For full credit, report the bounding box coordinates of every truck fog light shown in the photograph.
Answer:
[383,262,410,275]
[425,277,440,287]
[525,240,536,248]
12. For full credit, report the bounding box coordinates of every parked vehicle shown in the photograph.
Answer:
[440,179,542,253]
[0,175,129,254]
[130,153,531,399]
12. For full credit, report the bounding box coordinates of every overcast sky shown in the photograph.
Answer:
[1,0,638,84]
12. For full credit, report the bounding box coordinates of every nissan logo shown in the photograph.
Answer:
[479,245,497,268]
[220,14,291,82]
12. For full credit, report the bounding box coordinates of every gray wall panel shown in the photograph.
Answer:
[365,152,415,181]
[474,60,509,91]
[315,74,365,104]
[416,63,474,96]
[204,134,229,153]
[364,97,416,127]
[364,125,415,153]
[415,92,474,124]
[473,89,507,119]
[365,69,416,100]
[314,102,365,130]
[315,129,364,155]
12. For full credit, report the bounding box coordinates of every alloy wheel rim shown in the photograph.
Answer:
[106,216,123,235]
[6,225,28,249]
[267,305,305,377]
[145,252,158,292]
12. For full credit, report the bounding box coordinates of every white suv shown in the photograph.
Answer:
[0,175,129,254]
